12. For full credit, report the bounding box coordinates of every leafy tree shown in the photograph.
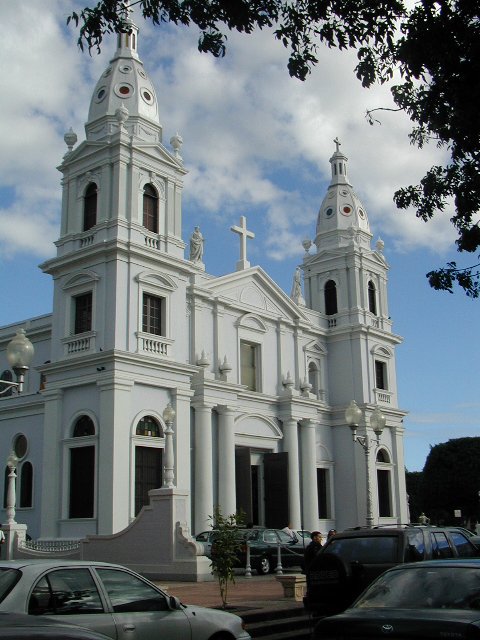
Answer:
[69,0,480,296]
[405,469,423,523]
[208,506,244,609]
[420,437,480,527]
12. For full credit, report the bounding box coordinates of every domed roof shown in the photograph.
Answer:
[315,139,370,248]
[87,22,160,137]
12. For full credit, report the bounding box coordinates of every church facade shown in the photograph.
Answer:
[0,24,408,541]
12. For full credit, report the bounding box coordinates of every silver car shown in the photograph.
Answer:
[0,560,250,640]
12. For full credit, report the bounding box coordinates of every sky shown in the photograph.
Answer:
[1,0,479,472]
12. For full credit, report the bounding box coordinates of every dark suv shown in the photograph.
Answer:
[304,526,480,616]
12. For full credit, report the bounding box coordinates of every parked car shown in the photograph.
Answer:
[0,611,112,639]
[0,560,250,640]
[195,530,218,557]
[313,559,480,639]
[224,528,306,575]
[305,525,480,616]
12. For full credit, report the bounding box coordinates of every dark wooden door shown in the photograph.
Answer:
[135,446,162,516]
[264,452,289,528]
[235,447,252,523]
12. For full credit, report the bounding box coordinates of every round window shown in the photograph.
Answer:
[325,207,334,218]
[119,65,132,74]
[341,205,352,216]
[14,434,28,459]
[141,88,154,105]
[95,87,106,103]
[114,83,134,98]
[358,209,365,219]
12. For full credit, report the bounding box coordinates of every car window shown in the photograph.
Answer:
[405,529,426,561]
[450,531,477,557]
[97,568,168,613]
[326,536,398,563]
[0,569,21,603]
[356,566,480,610]
[264,530,278,543]
[196,532,209,542]
[29,569,104,615]
[431,532,454,558]
[277,530,295,543]
[244,530,259,541]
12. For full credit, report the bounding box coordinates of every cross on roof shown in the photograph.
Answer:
[334,136,341,153]
[230,216,255,271]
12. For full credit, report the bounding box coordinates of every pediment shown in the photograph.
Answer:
[204,266,310,322]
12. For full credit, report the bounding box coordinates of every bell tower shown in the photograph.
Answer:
[302,140,402,408]
[40,21,190,363]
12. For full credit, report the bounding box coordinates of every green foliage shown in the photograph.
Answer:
[69,0,480,296]
[405,469,423,523]
[208,506,244,609]
[421,437,480,525]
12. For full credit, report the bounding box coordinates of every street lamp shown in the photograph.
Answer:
[2,329,34,394]
[345,400,386,528]
[162,403,176,488]
[6,451,18,525]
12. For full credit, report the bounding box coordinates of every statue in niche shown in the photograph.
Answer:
[189,226,204,263]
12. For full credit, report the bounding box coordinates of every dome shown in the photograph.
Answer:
[86,22,161,140]
[315,140,370,248]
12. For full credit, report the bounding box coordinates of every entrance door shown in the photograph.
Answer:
[264,452,289,528]
[235,447,252,523]
[135,447,162,516]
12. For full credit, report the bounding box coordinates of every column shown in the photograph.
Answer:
[97,376,134,534]
[193,403,214,534]
[300,420,319,531]
[217,406,237,516]
[39,388,64,538]
[282,418,302,528]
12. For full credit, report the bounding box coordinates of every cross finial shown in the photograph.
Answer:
[230,216,255,271]
[334,137,341,153]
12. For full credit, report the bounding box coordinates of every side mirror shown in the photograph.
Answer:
[169,595,182,610]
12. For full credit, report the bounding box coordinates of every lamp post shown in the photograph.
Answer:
[345,400,386,528]
[2,329,34,394]
[6,451,18,525]
[162,403,176,488]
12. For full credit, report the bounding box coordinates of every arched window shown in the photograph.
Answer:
[377,448,392,517]
[324,280,338,316]
[308,362,319,396]
[143,184,158,233]
[83,183,97,231]
[69,415,95,519]
[368,280,377,315]
[136,416,163,437]
[19,462,33,508]
[73,415,95,437]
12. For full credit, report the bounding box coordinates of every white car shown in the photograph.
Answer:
[0,560,250,640]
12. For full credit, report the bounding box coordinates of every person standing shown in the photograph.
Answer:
[304,530,323,570]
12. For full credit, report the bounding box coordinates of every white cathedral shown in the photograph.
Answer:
[0,24,408,543]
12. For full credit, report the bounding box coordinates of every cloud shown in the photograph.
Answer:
[0,2,454,265]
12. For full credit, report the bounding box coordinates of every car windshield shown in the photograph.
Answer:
[326,536,398,564]
[0,569,21,603]
[355,566,480,610]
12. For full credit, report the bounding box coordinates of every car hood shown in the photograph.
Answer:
[315,607,480,639]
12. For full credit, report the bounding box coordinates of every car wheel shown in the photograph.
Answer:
[257,556,271,575]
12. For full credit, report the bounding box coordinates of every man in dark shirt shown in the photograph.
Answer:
[304,530,323,570]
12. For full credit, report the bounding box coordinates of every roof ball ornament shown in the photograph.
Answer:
[63,128,77,155]
[170,132,183,161]
[115,103,129,130]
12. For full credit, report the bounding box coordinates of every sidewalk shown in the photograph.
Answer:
[154,573,305,612]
